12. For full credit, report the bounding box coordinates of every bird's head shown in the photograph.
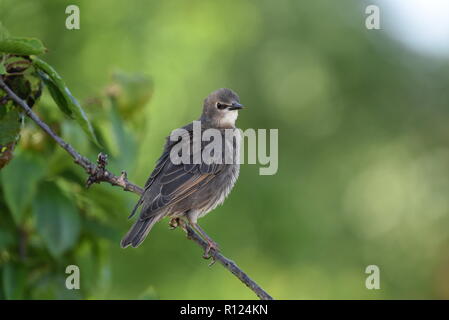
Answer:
[201,88,244,128]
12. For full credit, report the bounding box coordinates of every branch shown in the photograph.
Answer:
[182,223,274,300]
[0,77,274,300]
[0,78,140,194]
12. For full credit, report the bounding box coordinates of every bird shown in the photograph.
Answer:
[121,88,244,258]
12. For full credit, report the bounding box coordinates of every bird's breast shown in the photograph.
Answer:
[197,129,241,217]
[197,163,240,218]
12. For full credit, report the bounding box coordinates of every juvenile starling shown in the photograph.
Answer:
[121,88,244,257]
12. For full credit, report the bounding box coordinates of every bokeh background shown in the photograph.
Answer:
[1,0,449,299]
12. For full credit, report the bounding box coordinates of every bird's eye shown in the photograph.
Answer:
[216,102,227,110]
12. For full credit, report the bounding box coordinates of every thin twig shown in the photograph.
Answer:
[182,222,273,300]
[0,77,274,300]
[0,77,141,194]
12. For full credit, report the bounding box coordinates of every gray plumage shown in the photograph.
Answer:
[121,88,243,249]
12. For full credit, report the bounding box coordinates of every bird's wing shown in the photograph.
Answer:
[127,124,194,219]
[140,167,216,219]
[134,124,226,220]
[127,145,172,219]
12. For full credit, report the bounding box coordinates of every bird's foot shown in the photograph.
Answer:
[169,218,180,230]
[203,240,220,260]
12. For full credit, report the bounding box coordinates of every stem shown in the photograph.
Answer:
[0,77,274,300]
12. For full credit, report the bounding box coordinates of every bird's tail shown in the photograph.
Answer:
[120,216,159,248]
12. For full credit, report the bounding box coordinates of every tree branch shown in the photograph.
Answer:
[0,77,274,300]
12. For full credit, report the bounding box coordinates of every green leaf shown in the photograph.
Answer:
[2,263,26,300]
[0,105,22,145]
[31,274,83,300]
[109,99,137,170]
[38,71,72,116]
[0,230,14,250]
[0,63,5,75]
[84,219,120,242]
[0,37,46,55]
[75,241,99,294]
[33,182,81,257]
[30,273,58,300]
[32,57,99,146]
[0,151,45,224]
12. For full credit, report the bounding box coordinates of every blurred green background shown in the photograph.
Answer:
[1,0,449,299]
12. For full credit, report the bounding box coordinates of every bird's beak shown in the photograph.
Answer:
[228,102,244,110]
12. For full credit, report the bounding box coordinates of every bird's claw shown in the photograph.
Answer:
[202,241,220,261]
[208,258,217,267]
[169,218,180,230]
